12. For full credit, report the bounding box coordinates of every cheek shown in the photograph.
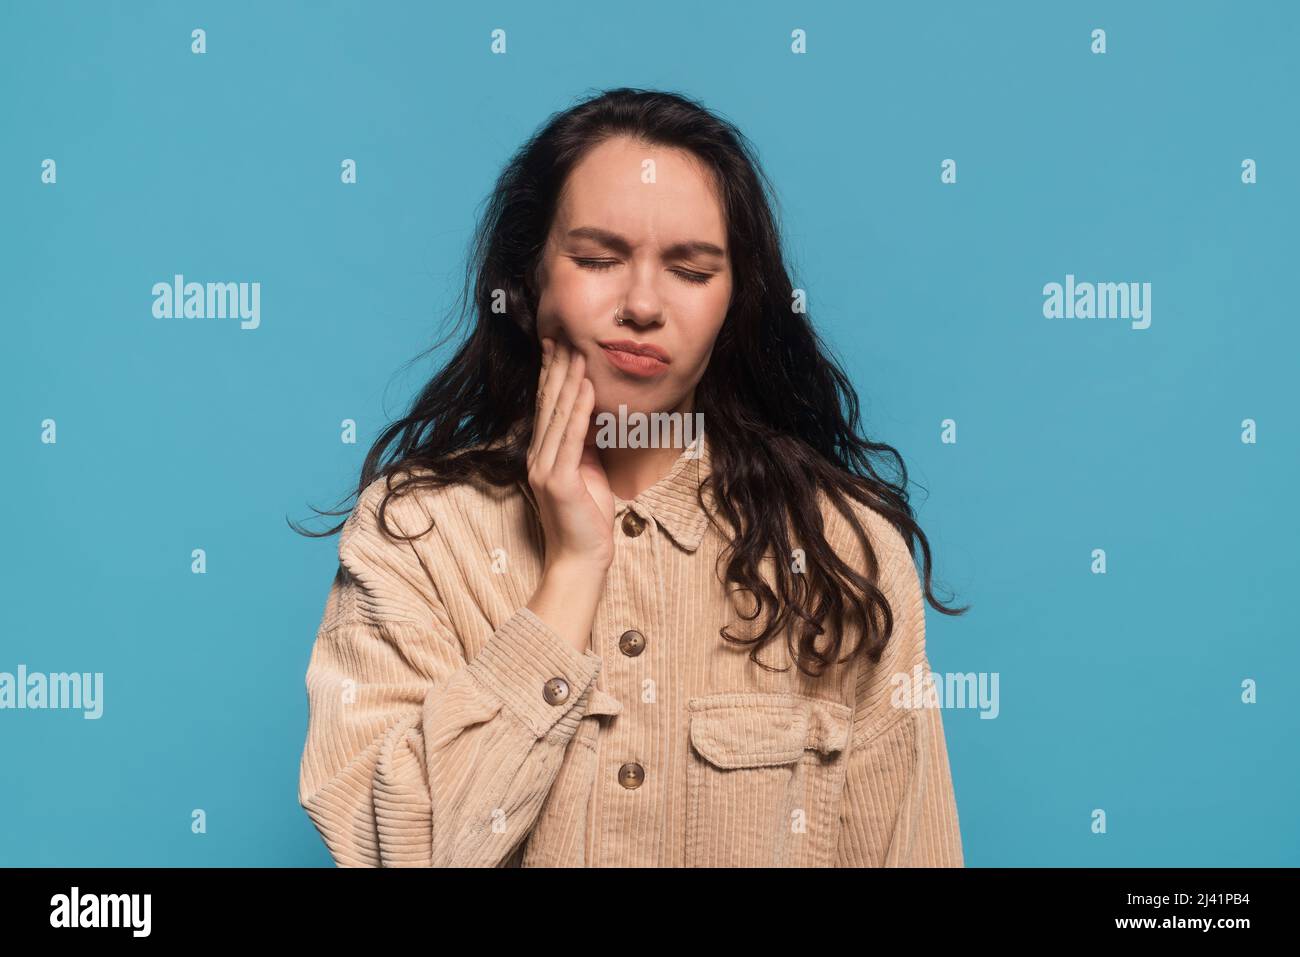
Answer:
[536,268,609,342]
[665,349,712,402]
[534,289,565,341]
[675,303,727,378]
[536,314,567,348]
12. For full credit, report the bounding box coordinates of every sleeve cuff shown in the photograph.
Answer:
[466,606,604,738]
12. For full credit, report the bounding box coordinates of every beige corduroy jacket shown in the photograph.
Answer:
[298,433,963,867]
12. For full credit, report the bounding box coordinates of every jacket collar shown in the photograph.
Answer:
[517,431,714,553]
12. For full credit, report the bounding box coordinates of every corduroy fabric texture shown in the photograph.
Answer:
[298,434,963,867]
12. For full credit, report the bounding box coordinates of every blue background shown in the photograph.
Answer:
[2,0,1296,866]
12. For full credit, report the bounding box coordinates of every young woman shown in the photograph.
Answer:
[295,87,968,868]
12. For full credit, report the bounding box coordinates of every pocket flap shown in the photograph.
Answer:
[687,692,853,769]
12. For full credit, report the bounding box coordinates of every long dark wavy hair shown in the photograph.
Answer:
[292,86,968,676]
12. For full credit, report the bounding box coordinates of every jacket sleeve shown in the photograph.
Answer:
[297,478,610,868]
[835,520,965,867]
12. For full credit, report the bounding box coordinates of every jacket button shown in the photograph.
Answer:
[621,510,646,538]
[542,676,570,705]
[618,629,646,657]
[618,762,645,789]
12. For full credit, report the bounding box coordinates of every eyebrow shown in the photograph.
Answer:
[565,226,726,260]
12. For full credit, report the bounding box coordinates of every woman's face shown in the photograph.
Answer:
[534,135,733,433]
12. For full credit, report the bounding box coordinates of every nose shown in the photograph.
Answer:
[615,306,661,331]
[615,275,665,330]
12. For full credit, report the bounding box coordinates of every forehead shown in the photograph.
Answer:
[553,136,727,244]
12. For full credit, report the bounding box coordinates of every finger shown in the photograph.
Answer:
[528,339,554,460]
[538,347,583,472]
[533,336,570,457]
[554,377,594,477]
[536,350,585,474]
[530,338,570,461]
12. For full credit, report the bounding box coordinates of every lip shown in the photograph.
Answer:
[598,339,671,362]
[597,339,671,378]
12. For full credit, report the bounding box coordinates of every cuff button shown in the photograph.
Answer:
[543,676,571,705]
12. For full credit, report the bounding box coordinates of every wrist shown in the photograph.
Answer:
[542,555,612,586]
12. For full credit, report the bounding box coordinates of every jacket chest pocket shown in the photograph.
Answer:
[685,691,854,867]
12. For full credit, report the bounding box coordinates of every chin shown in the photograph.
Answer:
[594,379,676,408]
[594,393,660,417]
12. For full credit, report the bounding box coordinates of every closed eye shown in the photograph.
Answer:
[572,258,713,286]
[573,258,618,272]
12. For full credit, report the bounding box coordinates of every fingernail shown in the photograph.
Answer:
[541,337,553,356]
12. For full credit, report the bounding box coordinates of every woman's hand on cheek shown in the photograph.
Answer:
[527,336,615,574]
